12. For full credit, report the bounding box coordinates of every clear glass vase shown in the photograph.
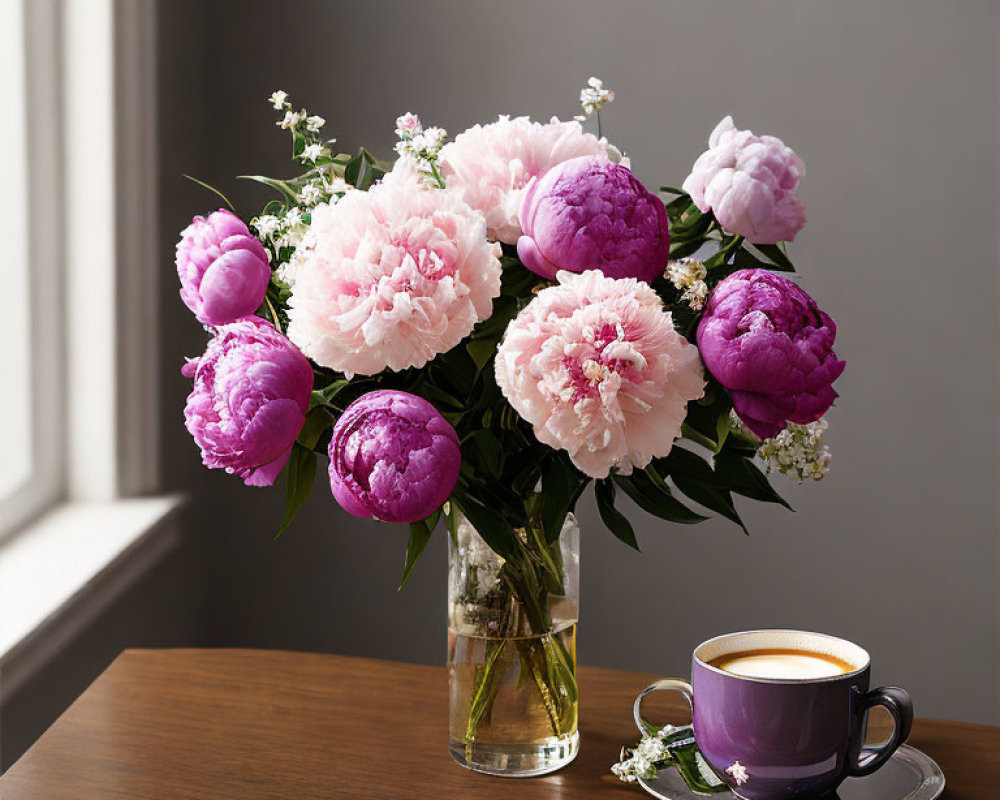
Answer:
[446,503,580,777]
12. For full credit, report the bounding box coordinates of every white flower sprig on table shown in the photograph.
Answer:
[611,724,676,783]
[666,258,709,310]
[757,418,833,484]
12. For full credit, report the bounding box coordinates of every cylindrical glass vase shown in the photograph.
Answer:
[446,504,580,777]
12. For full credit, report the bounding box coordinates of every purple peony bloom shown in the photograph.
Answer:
[516,156,670,283]
[696,269,845,439]
[182,317,313,486]
[176,209,271,325]
[328,390,461,524]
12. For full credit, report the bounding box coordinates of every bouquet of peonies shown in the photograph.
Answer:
[175,80,844,769]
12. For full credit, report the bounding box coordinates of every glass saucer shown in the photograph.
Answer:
[638,744,945,800]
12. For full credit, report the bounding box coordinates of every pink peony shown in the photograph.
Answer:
[682,116,806,245]
[517,156,670,282]
[285,159,502,377]
[495,270,705,478]
[438,116,609,244]
[176,209,271,325]
[328,390,461,524]
[182,317,313,487]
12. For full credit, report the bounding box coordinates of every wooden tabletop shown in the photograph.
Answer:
[1,649,996,799]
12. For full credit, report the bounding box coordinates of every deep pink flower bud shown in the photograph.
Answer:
[516,156,669,283]
[328,390,460,524]
[697,270,845,439]
[182,317,313,486]
[176,209,270,325]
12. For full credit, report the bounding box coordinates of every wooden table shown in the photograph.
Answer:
[1,649,996,799]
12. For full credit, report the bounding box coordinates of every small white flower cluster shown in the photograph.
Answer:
[726,761,750,787]
[251,209,307,250]
[269,90,326,135]
[666,259,710,310]
[758,418,833,484]
[394,112,447,185]
[610,725,675,783]
[575,76,615,121]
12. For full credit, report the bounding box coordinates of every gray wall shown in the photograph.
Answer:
[158,0,1000,724]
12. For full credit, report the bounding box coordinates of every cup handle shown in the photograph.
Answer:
[847,686,914,777]
[633,678,694,735]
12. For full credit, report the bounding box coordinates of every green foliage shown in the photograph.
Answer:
[594,479,639,550]
[399,508,441,590]
[275,443,317,540]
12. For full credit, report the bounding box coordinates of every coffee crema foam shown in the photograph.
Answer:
[708,648,858,679]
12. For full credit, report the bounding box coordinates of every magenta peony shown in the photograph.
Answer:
[697,269,845,439]
[328,390,461,524]
[516,156,670,282]
[285,159,501,377]
[182,317,313,486]
[438,116,609,244]
[496,270,705,478]
[682,116,806,245]
[176,209,271,325]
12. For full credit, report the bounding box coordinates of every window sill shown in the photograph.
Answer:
[0,496,186,696]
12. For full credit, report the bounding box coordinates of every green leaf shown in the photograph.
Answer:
[669,239,706,260]
[613,472,707,525]
[310,379,350,409]
[463,429,504,480]
[465,338,495,380]
[659,185,686,196]
[681,422,718,451]
[670,474,747,534]
[296,407,334,451]
[595,479,639,550]
[275,444,317,539]
[182,174,236,212]
[753,243,795,271]
[540,457,575,543]
[453,495,515,558]
[398,509,441,590]
[714,451,792,509]
[237,174,299,203]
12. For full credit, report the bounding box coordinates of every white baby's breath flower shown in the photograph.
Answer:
[252,214,281,240]
[305,115,325,132]
[279,110,304,130]
[579,76,615,117]
[284,207,304,227]
[757,418,833,484]
[395,112,422,138]
[269,90,288,109]
[299,183,323,205]
[726,761,750,787]
[301,143,325,162]
[667,259,710,310]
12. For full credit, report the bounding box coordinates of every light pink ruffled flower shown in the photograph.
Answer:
[495,270,705,478]
[438,115,609,244]
[682,116,806,245]
[285,159,502,377]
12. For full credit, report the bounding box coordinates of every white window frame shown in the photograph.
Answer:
[2,0,161,538]
[0,0,182,710]
[2,0,65,535]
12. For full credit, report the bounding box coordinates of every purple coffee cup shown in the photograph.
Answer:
[633,630,913,800]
